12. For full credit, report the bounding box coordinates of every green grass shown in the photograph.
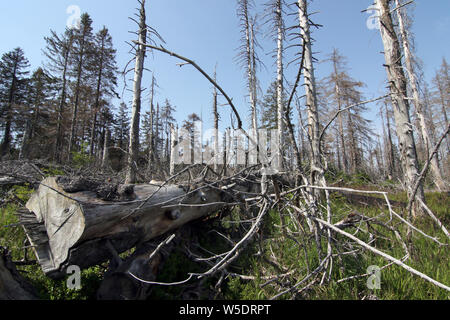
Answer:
[0,184,104,300]
[217,190,449,300]
[0,180,448,300]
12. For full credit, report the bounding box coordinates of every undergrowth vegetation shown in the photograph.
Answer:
[0,170,448,300]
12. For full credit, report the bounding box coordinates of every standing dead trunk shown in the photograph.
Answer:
[276,0,285,171]
[102,127,111,169]
[126,0,147,184]
[169,124,177,175]
[376,0,425,216]
[212,68,220,172]
[298,0,323,187]
[148,75,156,173]
[394,0,445,191]
[222,129,228,176]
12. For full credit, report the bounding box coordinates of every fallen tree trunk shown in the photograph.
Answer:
[22,176,224,278]
[0,247,39,300]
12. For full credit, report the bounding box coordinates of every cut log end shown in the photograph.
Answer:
[22,176,223,278]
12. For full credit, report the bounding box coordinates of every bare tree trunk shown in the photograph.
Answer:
[298,0,323,187]
[147,75,156,173]
[154,102,160,163]
[247,15,259,165]
[346,107,358,174]
[126,0,147,184]
[212,68,220,172]
[102,127,111,169]
[377,0,425,217]
[394,0,445,191]
[169,124,177,175]
[223,129,228,176]
[385,102,396,179]
[435,76,450,154]
[276,0,285,171]
[297,103,307,162]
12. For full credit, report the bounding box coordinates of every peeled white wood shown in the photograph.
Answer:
[24,177,222,277]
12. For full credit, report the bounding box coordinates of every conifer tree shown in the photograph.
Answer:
[0,47,30,157]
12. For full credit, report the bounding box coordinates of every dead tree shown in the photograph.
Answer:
[101,127,111,169]
[393,0,446,191]
[0,247,39,300]
[126,0,147,184]
[297,0,325,188]
[274,0,285,170]
[237,0,259,165]
[147,74,156,175]
[21,176,225,278]
[169,124,177,175]
[376,0,425,217]
[212,68,220,173]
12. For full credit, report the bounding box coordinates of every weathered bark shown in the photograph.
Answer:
[298,0,324,187]
[147,75,156,173]
[346,105,358,174]
[238,0,259,165]
[377,0,425,216]
[276,0,285,171]
[126,0,147,184]
[382,102,396,180]
[169,124,177,175]
[22,176,223,278]
[394,0,445,191]
[0,247,39,300]
[213,69,220,172]
[101,127,111,169]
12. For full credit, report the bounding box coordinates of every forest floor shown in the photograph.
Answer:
[0,163,448,300]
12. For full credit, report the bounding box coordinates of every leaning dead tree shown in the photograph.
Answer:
[376,0,425,217]
[393,0,446,191]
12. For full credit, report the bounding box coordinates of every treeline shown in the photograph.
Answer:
[0,3,449,188]
[0,12,175,172]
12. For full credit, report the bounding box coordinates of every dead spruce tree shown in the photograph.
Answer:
[265,0,285,171]
[297,0,325,188]
[393,0,446,191]
[237,0,260,165]
[376,0,425,217]
[126,0,147,184]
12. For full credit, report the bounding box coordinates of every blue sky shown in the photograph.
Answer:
[0,0,449,134]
